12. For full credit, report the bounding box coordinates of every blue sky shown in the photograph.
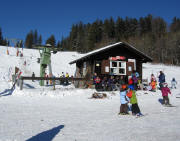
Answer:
[0,0,179,44]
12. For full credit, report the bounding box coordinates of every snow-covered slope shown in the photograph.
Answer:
[0,46,80,77]
[0,45,180,141]
[0,46,82,95]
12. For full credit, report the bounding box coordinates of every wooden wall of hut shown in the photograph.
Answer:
[74,62,83,88]
[74,61,94,88]
[136,60,142,80]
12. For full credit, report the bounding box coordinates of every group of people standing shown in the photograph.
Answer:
[120,70,178,116]
[59,72,70,85]
[93,71,142,116]
[119,71,142,116]
[119,84,142,116]
[93,73,129,91]
[93,70,177,116]
[31,71,70,86]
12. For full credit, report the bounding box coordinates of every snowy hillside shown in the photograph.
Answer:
[0,45,180,141]
[0,46,82,96]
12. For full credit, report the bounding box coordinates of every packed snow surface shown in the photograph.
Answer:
[0,46,180,141]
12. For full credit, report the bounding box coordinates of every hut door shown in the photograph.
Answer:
[101,60,110,74]
[126,62,134,76]
[95,61,101,75]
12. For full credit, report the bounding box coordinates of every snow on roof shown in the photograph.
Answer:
[85,42,123,56]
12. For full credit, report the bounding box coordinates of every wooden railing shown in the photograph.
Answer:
[18,76,87,90]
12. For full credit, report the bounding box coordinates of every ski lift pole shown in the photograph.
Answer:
[35,44,59,86]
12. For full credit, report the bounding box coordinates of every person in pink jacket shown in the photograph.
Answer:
[161,83,171,105]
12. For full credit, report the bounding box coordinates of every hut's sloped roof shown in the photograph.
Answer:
[69,42,152,64]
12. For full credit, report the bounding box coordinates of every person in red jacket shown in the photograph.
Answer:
[161,82,171,105]
[95,76,101,90]
[128,76,134,90]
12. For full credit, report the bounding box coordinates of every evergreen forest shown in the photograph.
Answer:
[1,15,180,65]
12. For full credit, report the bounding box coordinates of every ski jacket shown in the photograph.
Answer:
[161,87,171,96]
[108,78,114,86]
[171,80,177,85]
[130,90,137,104]
[151,81,156,90]
[128,78,133,85]
[95,77,101,84]
[65,73,69,78]
[120,90,129,104]
[93,76,97,84]
[132,76,138,83]
[158,74,165,83]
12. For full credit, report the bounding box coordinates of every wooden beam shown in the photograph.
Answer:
[20,76,87,81]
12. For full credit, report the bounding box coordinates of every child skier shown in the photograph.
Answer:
[171,78,177,89]
[150,74,157,92]
[161,83,172,106]
[150,81,156,92]
[129,87,143,116]
[119,85,129,115]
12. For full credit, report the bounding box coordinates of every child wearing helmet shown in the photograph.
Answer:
[171,78,177,89]
[161,82,172,106]
[119,84,129,115]
[129,86,143,116]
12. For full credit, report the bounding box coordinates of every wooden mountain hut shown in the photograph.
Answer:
[69,42,152,88]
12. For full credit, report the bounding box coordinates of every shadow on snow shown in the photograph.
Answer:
[0,87,15,96]
[158,98,163,105]
[25,125,64,141]
[0,82,35,97]
[24,83,35,89]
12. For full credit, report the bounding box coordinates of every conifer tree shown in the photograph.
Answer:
[38,35,42,45]
[103,17,115,39]
[152,17,167,38]
[170,17,180,32]
[46,35,56,47]
[34,29,38,45]
[115,17,126,41]
[0,28,4,45]
[25,30,33,48]
[58,15,180,65]
[0,28,7,46]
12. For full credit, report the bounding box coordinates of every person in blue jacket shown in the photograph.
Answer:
[158,71,165,89]
[119,85,130,115]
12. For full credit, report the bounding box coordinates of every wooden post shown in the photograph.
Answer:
[20,78,23,90]
[53,78,55,90]
[136,60,143,81]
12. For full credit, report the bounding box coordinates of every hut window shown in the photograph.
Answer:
[112,62,117,67]
[110,61,126,75]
